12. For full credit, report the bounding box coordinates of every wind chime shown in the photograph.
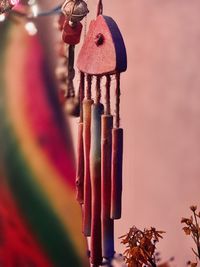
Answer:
[61,0,127,266]
[0,0,127,265]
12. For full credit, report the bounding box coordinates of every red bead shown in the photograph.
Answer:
[62,20,83,45]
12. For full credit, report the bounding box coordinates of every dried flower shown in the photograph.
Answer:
[181,218,189,223]
[120,226,166,267]
[187,261,198,267]
[182,206,200,264]
[183,227,191,235]
[190,206,198,212]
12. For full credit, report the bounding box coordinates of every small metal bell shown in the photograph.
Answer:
[62,0,89,24]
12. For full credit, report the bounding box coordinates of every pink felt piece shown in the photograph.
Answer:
[77,15,116,75]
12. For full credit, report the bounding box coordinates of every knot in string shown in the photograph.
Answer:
[97,0,103,16]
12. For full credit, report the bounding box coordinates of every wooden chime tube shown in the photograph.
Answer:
[76,72,85,204]
[101,75,114,259]
[90,101,104,266]
[101,114,114,259]
[111,73,123,219]
[110,73,123,220]
[76,122,84,204]
[83,75,93,236]
[110,128,123,219]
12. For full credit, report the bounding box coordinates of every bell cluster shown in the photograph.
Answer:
[0,0,89,34]
[0,0,19,14]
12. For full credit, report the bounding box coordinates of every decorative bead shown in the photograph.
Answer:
[55,65,68,82]
[59,83,68,92]
[57,56,68,66]
[57,43,68,57]
[62,20,83,45]
[64,96,80,117]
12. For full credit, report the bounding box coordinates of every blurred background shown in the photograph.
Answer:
[1,0,200,266]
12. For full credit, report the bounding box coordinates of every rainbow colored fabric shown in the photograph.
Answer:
[0,20,88,266]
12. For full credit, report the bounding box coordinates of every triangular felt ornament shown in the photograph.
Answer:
[77,15,127,75]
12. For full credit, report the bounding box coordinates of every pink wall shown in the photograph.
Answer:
[81,0,200,265]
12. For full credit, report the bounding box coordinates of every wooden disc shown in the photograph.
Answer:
[77,15,127,75]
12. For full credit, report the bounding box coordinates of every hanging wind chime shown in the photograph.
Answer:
[0,0,127,265]
[61,0,127,266]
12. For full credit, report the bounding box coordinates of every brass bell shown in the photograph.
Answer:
[62,0,89,24]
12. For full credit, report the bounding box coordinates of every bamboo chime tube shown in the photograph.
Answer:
[90,79,104,264]
[76,123,84,204]
[111,128,123,219]
[83,75,93,236]
[101,76,114,259]
[76,72,85,204]
[111,73,123,219]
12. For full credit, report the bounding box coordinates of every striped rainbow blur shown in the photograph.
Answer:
[0,19,88,267]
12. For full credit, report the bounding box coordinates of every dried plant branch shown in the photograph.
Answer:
[181,205,200,266]
[119,226,167,267]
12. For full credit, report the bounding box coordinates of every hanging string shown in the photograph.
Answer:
[115,73,121,128]
[84,0,88,38]
[11,4,62,18]
[86,74,92,100]
[105,75,111,115]
[65,1,76,97]
[79,72,85,122]
[66,45,76,98]
[95,76,101,104]
[96,0,103,17]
